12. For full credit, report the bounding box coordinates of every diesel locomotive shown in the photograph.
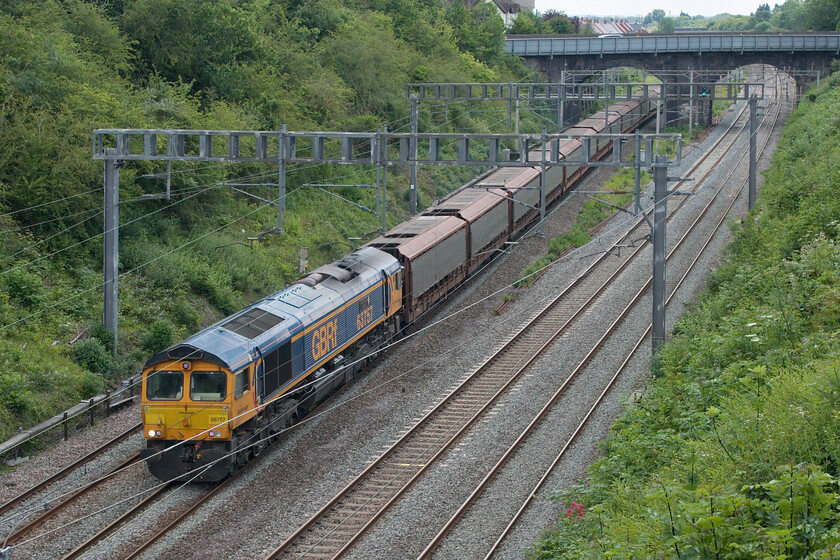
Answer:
[140,97,656,482]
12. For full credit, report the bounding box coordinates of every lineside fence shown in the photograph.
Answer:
[0,375,139,462]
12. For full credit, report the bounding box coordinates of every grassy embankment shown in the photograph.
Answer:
[530,67,840,558]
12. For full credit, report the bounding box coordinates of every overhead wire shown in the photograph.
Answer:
[0,212,102,266]
[0,207,102,235]
[0,187,103,219]
[0,182,306,335]
[30,144,716,509]
[2,184,673,537]
[0,165,294,279]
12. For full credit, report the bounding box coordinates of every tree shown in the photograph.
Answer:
[772,0,807,30]
[319,13,411,119]
[651,9,666,21]
[507,10,545,34]
[658,17,676,33]
[121,0,261,96]
[802,0,840,30]
[755,3,773,21]
[543,9,576,34]
[445,2,506,64]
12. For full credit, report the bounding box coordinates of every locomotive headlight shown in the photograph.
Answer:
[148,429,155,437]
[209,431,215,437]
[155,430,162,437]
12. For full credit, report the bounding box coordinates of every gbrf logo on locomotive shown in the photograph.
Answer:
[311,318,339,361]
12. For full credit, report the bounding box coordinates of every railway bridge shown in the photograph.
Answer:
[505,32,840,124]
[506,32,840,84]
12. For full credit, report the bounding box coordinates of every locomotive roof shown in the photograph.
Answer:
[144,247,399,372]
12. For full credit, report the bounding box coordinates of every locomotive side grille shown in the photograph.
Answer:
[223,308,285,339]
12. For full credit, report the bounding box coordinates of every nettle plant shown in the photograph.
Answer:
[659,464,840,559]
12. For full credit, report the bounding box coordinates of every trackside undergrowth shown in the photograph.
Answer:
[530,67,840,559]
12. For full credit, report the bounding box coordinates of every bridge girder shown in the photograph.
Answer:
[524,51,833,95]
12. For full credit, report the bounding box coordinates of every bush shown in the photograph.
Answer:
[71,338,112,375]
[2,267,44,308]
[141,319,175,355]
[87,322,115,354]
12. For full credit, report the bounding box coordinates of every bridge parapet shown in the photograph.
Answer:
[506,33,838,99]
[506,33,840,57]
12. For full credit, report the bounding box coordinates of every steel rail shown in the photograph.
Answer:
[59,483,174,560]
[419,83,783,558]
[3,451,141,547]
[0,422,141,518]
[421,69,783,558]
[122,476,233,560]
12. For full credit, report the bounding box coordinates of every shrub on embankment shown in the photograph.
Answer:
[530,70,840,558]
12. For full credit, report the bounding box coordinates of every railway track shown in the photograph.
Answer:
[0,423,142,553]
[418,72,786,560]
[5,457,237,559]
[0,423,141,519]
[262,75,771,560]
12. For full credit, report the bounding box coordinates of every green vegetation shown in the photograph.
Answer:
[516,168,649,287]
[656,125,701,158]
[0,0,537,441]
[708,1,840,32]
[531,70,840,559]
[712,80,747,118]
[507,10,579,35]
[657,17,677,33]
[645,1,840,32]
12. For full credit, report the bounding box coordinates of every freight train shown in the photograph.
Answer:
[140,97,656,481]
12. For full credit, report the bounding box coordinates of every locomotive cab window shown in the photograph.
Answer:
[234,367,250,399]
[190,371,227,401]
[396,269,403,290]
[146,371,183,401]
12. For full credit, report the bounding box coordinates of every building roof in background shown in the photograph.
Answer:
[580,18,648,34]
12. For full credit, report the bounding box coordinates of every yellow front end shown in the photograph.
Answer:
[140,361,237,481]
[142,402,230,442]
